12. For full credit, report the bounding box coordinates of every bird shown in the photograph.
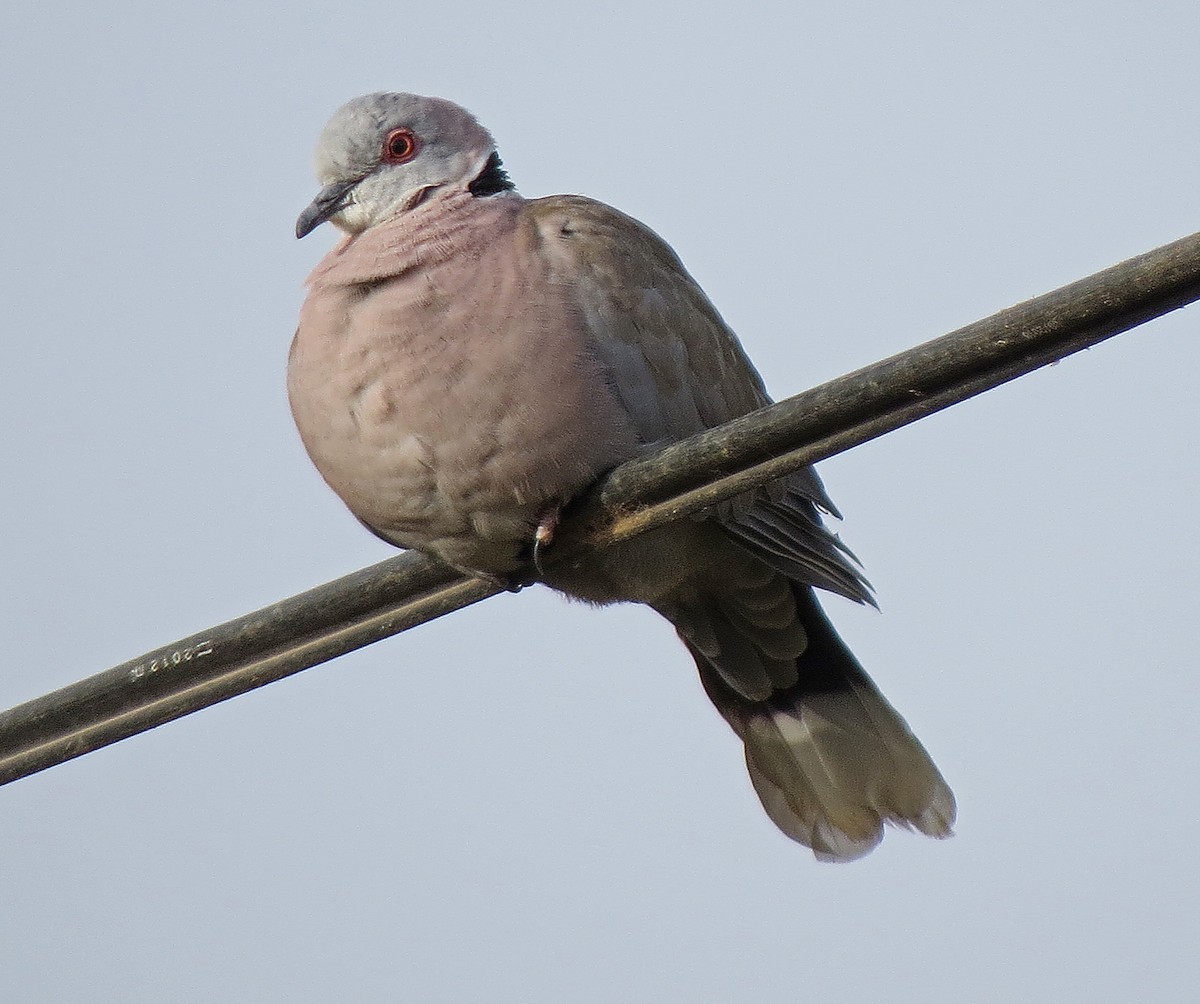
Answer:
[289,92,955,861]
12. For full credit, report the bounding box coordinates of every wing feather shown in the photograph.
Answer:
[526,195,870,601]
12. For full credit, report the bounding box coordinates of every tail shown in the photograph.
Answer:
[670,582,955,861]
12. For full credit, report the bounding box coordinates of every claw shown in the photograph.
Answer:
[532,508,561,576]
[477,570,528,594]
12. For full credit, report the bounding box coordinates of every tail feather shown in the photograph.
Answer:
[744,745,882,861]
[680,584,955,860]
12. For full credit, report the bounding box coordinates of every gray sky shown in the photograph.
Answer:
[2,3,1197,1001]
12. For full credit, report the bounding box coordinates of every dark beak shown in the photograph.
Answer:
[295,178,360,239]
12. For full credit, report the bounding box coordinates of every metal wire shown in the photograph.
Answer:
[3,228,1200,786]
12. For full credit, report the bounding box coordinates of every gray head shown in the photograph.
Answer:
[296,93,513,239]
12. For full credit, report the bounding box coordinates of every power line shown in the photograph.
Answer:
[2,229,1199,786]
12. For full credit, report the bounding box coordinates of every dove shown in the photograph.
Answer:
[289,92,955,860]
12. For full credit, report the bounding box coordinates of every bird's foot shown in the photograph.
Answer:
[532,508,561,576]
[476,570,529,594]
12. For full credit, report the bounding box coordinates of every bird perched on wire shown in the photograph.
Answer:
[289,92,955,860]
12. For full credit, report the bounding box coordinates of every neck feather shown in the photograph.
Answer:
[468,152,515,196]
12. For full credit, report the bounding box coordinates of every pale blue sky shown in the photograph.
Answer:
[1,3,1197,1001]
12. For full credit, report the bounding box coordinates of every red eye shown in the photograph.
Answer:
[382,128,419,164]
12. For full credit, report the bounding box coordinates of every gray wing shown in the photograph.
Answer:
[526,195,872,604]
